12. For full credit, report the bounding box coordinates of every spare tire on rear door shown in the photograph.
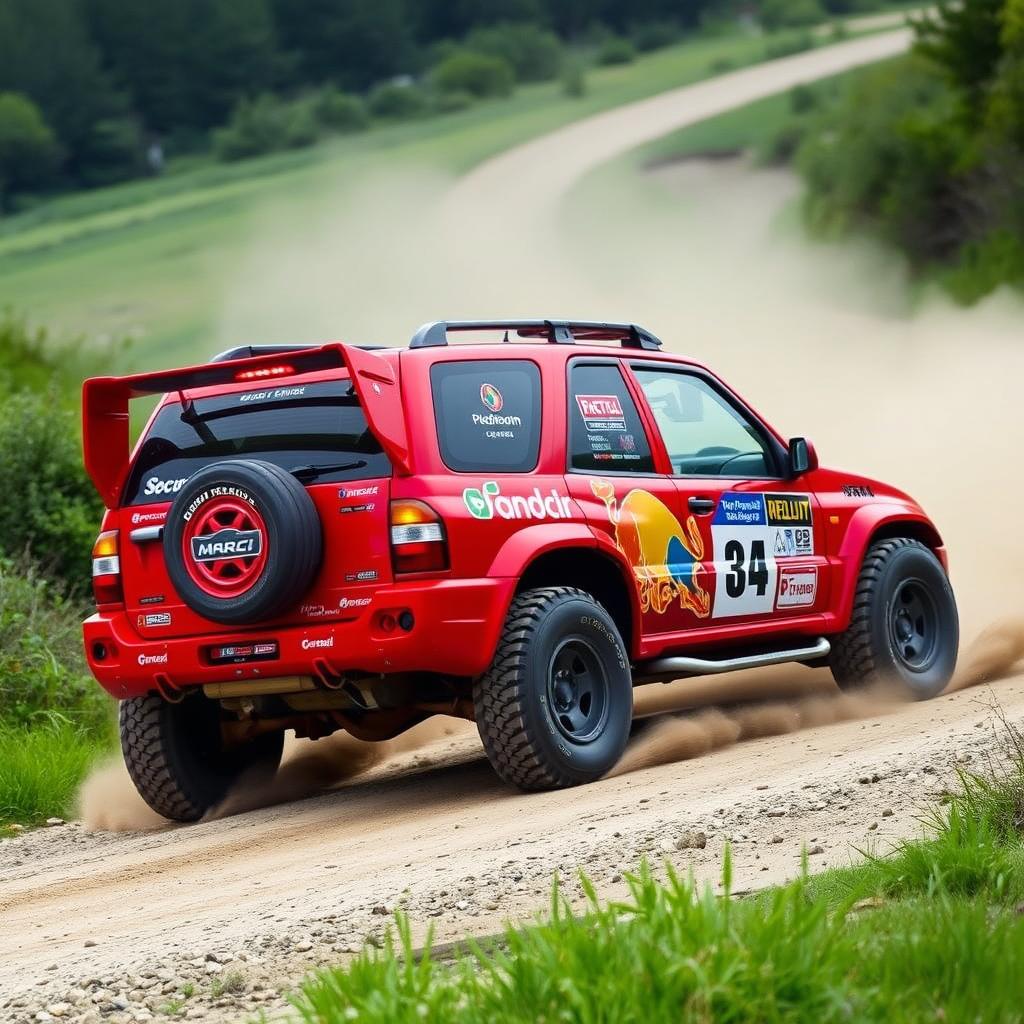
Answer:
[164,459,322,625]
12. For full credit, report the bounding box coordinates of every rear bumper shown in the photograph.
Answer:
[84,577,516,699]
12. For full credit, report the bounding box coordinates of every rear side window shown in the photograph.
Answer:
[430,360,541,473]
[123,379,390,505]
[568,363,655,473]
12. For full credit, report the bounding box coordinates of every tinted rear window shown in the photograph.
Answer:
[431,360,541,473]
[123,380,390,505]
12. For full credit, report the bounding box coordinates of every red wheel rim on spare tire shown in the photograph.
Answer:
[181,495,269,599]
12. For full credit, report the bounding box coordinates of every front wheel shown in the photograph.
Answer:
[474,587,633,791]
[829,538,958,700]
[120,693,284,822]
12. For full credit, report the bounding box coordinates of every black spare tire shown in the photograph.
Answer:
[164,459,322,625]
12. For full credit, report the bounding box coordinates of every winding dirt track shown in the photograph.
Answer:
[5,22,1024,1016]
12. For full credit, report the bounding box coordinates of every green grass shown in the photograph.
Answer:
[0,719,112,827]
[642,92,798,164]
[293,729,1024,1023]
[0,26,882,368]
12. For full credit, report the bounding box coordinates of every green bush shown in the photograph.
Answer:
[213,94,321,162]
[596,36,638,66]
[760,0,827,30]
[314,88,370,133]
[367,82,429,120]
[433,89,476,114]
[763,30,817,60]
[0,392,103,586]
[0,558,109,735]
[629,20,683,52]
[561,57,588,98]
[464,23,563,82]
[432,50,515,99]
[0,92,62,209]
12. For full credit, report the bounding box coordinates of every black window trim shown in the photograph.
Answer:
[629,360,787,480]
[429,356,544,476]
[564,356,663,478]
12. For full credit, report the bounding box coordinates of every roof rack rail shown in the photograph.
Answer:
[210,343,387,363]
[408,320,663,352]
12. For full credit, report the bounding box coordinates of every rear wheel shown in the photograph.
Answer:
[830,538,958,700]
[119,693,284,822]
[474,587,632,791]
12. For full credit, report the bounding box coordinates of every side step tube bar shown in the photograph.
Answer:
[639,638,831,681]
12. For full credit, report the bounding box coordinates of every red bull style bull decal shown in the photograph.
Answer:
[711,492,815,618]
[591,479,710,618]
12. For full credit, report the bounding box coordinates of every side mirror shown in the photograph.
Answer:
[788,437,818,477]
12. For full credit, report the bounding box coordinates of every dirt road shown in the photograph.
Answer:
[5,23,1024,1024]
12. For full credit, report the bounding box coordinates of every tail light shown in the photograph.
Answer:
[92,530,124,606]
[390,500,448,574]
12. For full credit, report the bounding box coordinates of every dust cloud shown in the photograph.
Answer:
[80,719,464,831]
[82,147,1024,824]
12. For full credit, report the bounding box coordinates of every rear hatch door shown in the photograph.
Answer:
[117,374,394,639]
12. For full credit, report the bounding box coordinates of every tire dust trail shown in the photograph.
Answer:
[6,26,1024,1017]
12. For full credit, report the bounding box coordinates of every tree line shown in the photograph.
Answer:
[0,0,878,206]
[779,0,1024,303]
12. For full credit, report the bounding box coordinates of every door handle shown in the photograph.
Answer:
[688,497,716,515]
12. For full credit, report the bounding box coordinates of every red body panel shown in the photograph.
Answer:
[82,338,947,699]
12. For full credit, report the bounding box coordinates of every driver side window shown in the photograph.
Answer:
[633,368,774,477]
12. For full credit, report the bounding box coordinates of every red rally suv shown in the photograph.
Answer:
[82,320,958,821]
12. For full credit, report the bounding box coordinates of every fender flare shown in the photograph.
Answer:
[832,505,945,628]
[486,524,643,654]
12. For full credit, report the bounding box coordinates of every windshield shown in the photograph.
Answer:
[122,379,391,505]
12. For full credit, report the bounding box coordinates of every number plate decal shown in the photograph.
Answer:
[710,493,814,618]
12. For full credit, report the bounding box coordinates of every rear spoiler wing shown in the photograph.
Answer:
[82,343,410,507]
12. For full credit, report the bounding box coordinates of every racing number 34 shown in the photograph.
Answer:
[724,538,769,599]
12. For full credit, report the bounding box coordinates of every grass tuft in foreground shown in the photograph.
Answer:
[295,724,1024,1023]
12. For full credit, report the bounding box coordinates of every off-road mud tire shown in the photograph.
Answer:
[474,587,632,791]
[120,693,284,822]
[829,538,958,700]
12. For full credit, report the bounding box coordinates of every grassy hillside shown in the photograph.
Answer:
[0,26,870,368]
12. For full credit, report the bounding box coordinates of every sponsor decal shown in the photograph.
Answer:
[137,652,168,666]
[143,476,187,498]
[576,394,626,432]
[239,386,306,404]
[842,484,874,498]
[777,568,817,609]
[618,433,636,452]
[139,594,165,605]
[711,493,815,618]
[339,485,379,499]
[300,603,331,618]
[339,503,374,514]
[773,527,813,557]
[301,636,335,650]
[182,485,256,523]
[344,569,378,582]
[131,510,167,525]
[591,479,710,618]
[471,411,522,429]
[765,494,812,527]
[338,596,372,609]
[190,528,262,562]
[463,480,573,521]
[138,612,171,628]
[479,383,504,413]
